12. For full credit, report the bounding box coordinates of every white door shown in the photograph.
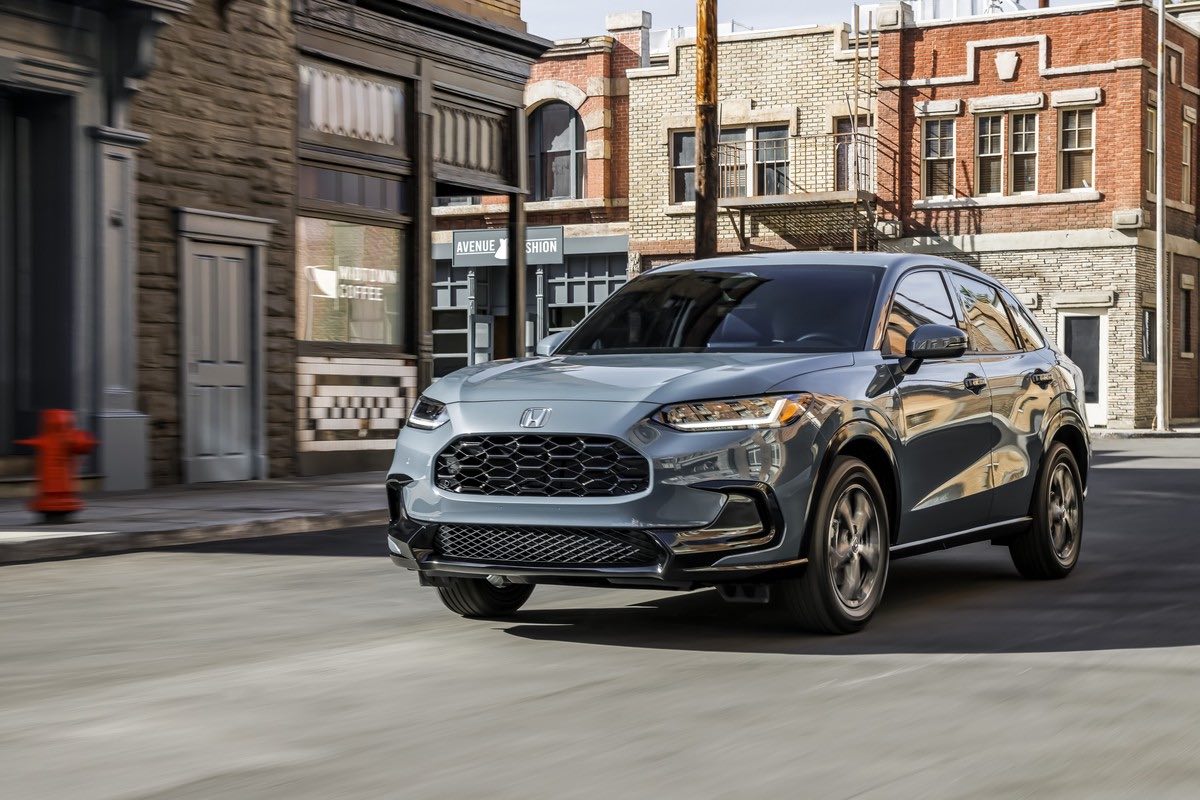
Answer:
[1058,310,1108,426]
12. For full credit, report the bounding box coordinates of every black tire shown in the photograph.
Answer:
[774,456,891,634]
[436,577,534,618]
[1009,441,1083,580]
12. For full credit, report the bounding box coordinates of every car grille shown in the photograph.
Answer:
[433,524,661,567]
[434,435,650,497]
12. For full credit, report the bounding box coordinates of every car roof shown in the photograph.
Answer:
[645,251,995,284]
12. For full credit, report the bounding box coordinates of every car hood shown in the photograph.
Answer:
[426,352,854,405]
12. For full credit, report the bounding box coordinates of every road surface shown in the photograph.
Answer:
[2,439,1199,798]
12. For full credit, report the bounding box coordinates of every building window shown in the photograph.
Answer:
[1142,308,1157,363]
[1184,120,1194,205]
[299,165,408,214]
[296,218,406,346]
[674,124,792,203]
[975,115,1004,195]
[1170,52,1181,84]
[1144,107,1157,195]
[835,115,872,192]
[923,118,955,197]
[1011,113,1038,194]
[435,195,483,207]
[527,102,586,201]
[1059,108,1095,190]
[1184,288,1195,356]
[672,131,697,203]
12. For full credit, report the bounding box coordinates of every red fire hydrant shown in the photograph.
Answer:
[15,409,97,524]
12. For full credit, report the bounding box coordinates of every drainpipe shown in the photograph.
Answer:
[1156,0,1169,431]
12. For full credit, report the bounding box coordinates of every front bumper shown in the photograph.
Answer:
[386,398,824,585]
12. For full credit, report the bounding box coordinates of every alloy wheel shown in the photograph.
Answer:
[1048,461,1080,564]
[827,484,882,609]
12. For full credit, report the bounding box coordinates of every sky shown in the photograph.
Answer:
[520,0,1086,41]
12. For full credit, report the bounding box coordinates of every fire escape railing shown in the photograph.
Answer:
[715,131,877,200]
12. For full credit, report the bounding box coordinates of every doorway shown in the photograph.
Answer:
[182,242,256,482]
[1058,310,1107,426]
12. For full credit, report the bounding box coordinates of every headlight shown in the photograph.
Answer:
[407,396,449,430]
[656,393,812,432]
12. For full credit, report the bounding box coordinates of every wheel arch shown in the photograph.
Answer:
[808,420,902,547]
[1046,412,1090,491]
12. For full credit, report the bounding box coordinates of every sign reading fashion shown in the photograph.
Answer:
[451,226,564,267]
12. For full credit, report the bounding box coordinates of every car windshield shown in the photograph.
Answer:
[558,264,883,354]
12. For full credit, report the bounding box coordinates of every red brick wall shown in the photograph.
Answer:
[876,4,1199,239]
[1174,255,1200,418]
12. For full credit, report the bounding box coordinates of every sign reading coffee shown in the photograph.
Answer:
[451,226,564,268]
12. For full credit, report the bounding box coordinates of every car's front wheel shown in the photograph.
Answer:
[1009,441,1083,580]
[436,577,534,618]
[774,456,890,634]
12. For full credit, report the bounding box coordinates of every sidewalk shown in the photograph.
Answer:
[1091,426,1200,438]
[0,473,386,565]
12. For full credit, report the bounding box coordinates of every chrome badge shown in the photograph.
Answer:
[519,407,552,429]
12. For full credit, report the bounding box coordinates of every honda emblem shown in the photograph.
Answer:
[519,408,552,429]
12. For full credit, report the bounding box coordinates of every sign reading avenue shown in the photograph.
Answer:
[451,226,564,268]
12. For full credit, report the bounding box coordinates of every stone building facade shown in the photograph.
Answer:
[875,0,1200,428]
[427,12,649,376]
[626,23,878,269]
[4,0,548,489]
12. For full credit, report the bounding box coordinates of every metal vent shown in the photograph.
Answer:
[435,435,650,497]
[434,524,661,567]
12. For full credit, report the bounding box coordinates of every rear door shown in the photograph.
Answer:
[946,274,1055,525]
[885,269,994,543]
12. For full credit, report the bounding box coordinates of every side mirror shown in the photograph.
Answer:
[535,330,569,357]
[901,324,968,373]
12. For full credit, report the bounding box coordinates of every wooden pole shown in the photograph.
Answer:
[694,0,718,259]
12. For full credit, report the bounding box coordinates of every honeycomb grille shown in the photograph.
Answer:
[434,435,650,497]
[434,524,661,567]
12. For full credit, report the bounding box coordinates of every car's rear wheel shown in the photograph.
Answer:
[1009,441,1083,580]
[436,576,534,618]
[774,456,890,634]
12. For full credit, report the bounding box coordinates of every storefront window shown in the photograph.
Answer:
[296,217,406,346]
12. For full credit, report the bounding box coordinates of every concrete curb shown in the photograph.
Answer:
[0,509,387,566]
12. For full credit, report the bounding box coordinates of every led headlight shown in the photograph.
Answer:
[407,396,449,430]
[656,393,812,432]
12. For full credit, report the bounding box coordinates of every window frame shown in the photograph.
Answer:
[945,270,1024,356]
[1144,106,1157,195]
[1009,112,1039,196]
[528,101,587,202]
[975,114,1005,197]
[922,117,957,199]
[881,267,963,357]
[1058,107,1096,192]
[1142,307,1157,363]
[1183,119,1194,206]
[1183,287,1195,357]
[671,122,792,204]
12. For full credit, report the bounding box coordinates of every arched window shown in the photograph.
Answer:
[527,102,586,201]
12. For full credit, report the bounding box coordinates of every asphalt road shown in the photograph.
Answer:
[3,439,1200,799]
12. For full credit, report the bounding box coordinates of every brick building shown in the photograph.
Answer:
[875,0,1200,427]
[426,12,649,377]
[626,22,878,269]
[1,0,549,489]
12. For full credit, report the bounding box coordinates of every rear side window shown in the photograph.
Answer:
[1001,289,1047,350]
[948,274,1021,353]
[884,270,959,355]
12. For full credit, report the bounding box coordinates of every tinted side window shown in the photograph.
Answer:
[884,270,959,355]
[1000,289,1046,350]
[949,274,1021,353]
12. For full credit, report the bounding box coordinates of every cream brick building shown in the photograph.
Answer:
[627,24,878,268]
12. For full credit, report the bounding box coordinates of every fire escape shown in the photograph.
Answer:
[718,14,878,251]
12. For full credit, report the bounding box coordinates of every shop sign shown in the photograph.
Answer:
[452,226,564,268]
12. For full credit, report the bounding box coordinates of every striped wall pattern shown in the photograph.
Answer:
[297,357,417,452]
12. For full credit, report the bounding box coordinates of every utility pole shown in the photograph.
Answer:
[694,0,718,259]
[1156,0,1169,430]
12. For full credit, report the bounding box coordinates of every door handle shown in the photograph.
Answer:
[1028,369,1055,388]
[964,374,988,393]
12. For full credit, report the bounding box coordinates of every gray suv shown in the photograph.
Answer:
[387,253,1089,634]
